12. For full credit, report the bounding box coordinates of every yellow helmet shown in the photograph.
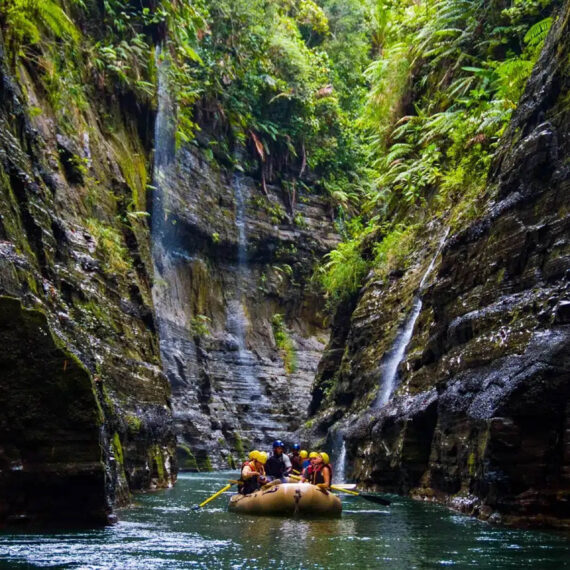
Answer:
[319,452,330,464]
[309,451,319,459]
[300,450,308,459]
[257,451,268,464]
[249,450,259,460]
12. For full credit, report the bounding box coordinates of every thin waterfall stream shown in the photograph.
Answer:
[375,229,450,408]
[335,439,347,483]
[227,173,271,428]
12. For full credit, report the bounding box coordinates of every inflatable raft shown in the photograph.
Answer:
[228,482,342,517]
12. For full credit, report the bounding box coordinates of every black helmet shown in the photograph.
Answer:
[292,443,301,451]
[272,440,285,448]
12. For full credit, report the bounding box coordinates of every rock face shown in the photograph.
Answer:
[0,42,175,525]
[152,146,338,469]
[308,3,570,528]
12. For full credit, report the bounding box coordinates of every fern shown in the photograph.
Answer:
[2,0,79,63]
[524,17,552,50]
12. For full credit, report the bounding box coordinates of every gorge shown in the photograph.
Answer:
[0,0,568,535]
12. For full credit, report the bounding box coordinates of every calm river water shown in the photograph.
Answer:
[1,472,568,569]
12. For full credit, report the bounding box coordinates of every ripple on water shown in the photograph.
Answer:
[1,474,569,569]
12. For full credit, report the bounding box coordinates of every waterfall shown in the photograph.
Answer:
[150,47,203,391]
[331,430,347,483]
[374,229,450,408]
[226,173,268,423]
[151,46,175,238]
[227,173,250,357]
[335,440,347,483]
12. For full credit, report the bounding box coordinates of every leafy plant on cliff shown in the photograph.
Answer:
[317,0,558,310]
[160,0,372,211]
[0,0,79,64]
[317,236,368,307]
[86,218,132,277]
[272,313,297,374]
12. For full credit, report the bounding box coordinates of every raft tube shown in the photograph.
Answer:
[228,483,342,517]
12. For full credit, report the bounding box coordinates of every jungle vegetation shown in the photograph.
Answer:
[1,0,560,309]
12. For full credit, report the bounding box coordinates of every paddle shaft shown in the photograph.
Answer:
[197,483,233,508]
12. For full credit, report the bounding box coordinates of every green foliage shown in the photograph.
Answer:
[190,314,211,338]
[125,414,142,435]
[160,0,372,209]
[272,313,297,374]
[0,0,80,64]
[233,432,246,462]
[358,0,557,215]
[318,237,368,307]
[86,218,132,276]
[315,0,557,312]
[373,224,417,277]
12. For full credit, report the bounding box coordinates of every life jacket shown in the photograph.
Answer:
[239,461,264,495]
[309,463,332,487]
[265,453,288,478]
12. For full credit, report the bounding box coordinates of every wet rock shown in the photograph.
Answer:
[307,1,570,529]
[0,44,175,525]
[152,146,338,467]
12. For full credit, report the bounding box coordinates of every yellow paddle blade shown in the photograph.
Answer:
[330,484,359,496]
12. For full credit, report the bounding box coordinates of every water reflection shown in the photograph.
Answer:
[0,473,568,569]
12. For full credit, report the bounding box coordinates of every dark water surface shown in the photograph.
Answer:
[1,472,568,569]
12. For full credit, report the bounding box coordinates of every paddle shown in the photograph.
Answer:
[192,482,235,511]
[289,474,391,506]
[330,485,391,506]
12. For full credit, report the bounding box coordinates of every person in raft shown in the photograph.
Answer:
[301,451,319,480]
[265,440,292,481]
[303,452,332,489]
[288,443,304,474]
[239,451,267,495]
[300,449,310,469]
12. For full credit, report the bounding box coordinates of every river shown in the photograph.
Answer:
[1,473,568,569]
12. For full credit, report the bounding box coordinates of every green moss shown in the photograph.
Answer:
[496,267,506,284]
[125,414,142,435]
[112,432,124,465]
[293,213,308,229]
[234,432,246,462]
[467,452,476,476]
[271,313,297,374]
[177,444,199,471]
[304,418,315,429]
[154,448,165,480]
[86,218,132,276]
[198,455,213,472]
[190,314,211,338]
[76,298,119,333]
[109,130,149,212]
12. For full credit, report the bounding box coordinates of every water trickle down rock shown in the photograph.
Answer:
[375,229,450,408]
[332,431,347,483]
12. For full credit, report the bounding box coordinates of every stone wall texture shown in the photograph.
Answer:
[0,42,176,525]
[308,1,570,528]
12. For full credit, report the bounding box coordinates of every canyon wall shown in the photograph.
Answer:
[307,2,570,528]
[153,146,337,469]
[0,41,175,525]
